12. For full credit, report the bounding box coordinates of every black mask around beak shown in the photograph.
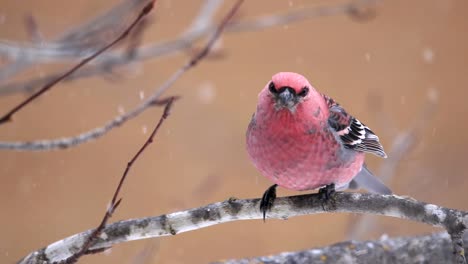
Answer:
[274,87,298,110]
[278,88,294,105]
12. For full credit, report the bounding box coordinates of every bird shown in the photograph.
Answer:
[246,72,391,220]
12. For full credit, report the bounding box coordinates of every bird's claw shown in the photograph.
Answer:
[318,183,337,210]
[260,184,278,222]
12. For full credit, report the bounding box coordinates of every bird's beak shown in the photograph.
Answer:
[277,88,294,107]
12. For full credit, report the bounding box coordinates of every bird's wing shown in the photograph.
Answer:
[323,94,387,158]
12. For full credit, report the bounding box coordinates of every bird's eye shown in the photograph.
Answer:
[298,87,309,97]
[268,82,277,93]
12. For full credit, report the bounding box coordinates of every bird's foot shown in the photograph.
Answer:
[318,183,337,210]
[260,184,278,222]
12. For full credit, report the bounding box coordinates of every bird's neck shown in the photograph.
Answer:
[258,102,326,135]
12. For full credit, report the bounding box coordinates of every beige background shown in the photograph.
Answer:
[1,0,467,263]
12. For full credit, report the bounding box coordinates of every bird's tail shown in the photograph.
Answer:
[348,164,392,195]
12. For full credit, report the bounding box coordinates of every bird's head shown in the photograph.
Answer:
[266,72,315,112]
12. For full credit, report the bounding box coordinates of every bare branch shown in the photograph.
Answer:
[59,97,176,264]
[0,0,220,86]
[214,232,468,264]
[0,0,378,96]
[0,0,153,82]
[24,15,44,44]
[0,1,155,125]
[228,0,379,32]
[0,0,243,151]
[17,193,468,264]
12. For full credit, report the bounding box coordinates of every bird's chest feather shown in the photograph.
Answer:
[247,108,343,167]
[247,107,363,191]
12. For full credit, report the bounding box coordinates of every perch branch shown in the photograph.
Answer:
[17,192,468,264]
[0,0,242,151]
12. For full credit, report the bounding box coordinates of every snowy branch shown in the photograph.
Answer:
[215,232,468,264]
[17,192,468,264]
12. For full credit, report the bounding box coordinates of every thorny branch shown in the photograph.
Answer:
[0,0,243,151]
[0,1,156,125]
[17,192,468,264]
[58,97,176,264]
[0,0,379,96]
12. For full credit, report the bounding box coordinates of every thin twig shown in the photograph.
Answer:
[0,1,156,125]
[228,0,378,32]
[0,0,219,85]
[58,97,176,264]
[0,0,243,151]
[17,192,468,264]
[0,0,378,96]
[24,15,44,44]
[0,0,152,82]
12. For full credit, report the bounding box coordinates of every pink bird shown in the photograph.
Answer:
[246,72,391,220]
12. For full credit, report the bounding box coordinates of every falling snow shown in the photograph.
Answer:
[364,52,371,62]
[295,56,304,64]
[422,48,434,63]
[117,105,125,114]
[197,82,216,104]
[139,90,145,100]
[427,87,439,103]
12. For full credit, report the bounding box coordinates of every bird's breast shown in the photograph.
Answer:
[246,109,364,191]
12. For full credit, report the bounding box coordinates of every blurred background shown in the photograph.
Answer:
[0,0,467,263]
